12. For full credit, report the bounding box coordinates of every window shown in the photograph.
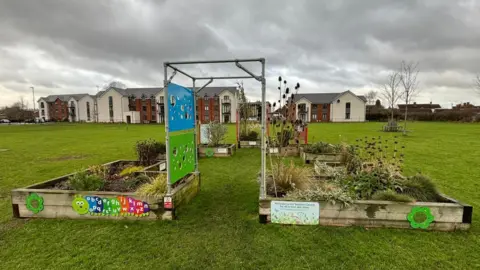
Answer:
[86,102,91,121]
[159,96,164,103]
[312,104,318,110]
[40,102,45,109]
[322,113,327,120]
[204,96,209,100]
[345,102,351,119]
[223,96,230,101]
[151,105,156,112]
[205,105,209,111]
[323,104,328,109]
[70,101,75,107]
[151,115,156,121]
[312,114,317,120]
[108,96,114,120]
[142,106,147,112]
[143,114,147,120]
[41,110,45,116]
[205,115,209,122]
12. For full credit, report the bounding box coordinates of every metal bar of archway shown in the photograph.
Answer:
[163,58,267,199]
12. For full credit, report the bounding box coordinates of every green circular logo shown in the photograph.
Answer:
[26,193,44,214]
[407,206,435,229]
[205,148,214,157]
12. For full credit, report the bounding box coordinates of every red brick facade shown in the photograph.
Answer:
[134,99,156,123]
[197,97,220,123]
[309,103,330,122]
[49,98,69,121]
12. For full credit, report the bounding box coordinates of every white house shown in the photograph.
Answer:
[293,91,366,122]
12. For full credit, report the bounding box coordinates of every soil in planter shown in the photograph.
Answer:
[51,162,150,192]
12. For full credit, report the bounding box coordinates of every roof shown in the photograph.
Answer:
[42,86,239,100]
[38,94,93,103]
[293,91,366,104]
[196,86,238,97]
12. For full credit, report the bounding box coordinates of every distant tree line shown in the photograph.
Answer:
[0,97,36,122]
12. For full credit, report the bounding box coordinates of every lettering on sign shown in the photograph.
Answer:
[271,201,319,225]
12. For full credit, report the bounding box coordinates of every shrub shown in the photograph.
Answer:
[88,164,108,179]
[136,174,167,199]
[372,190,414,202]
[313,161,346,179]
[119,166,144,177]
[206,121,228,147]
[68,171,105,191]
[286,182,354,207]
[123,174,151,191]
[401,174,440,202]
[240,130,258,141]
[303,142,337,154]
[136,139,163,166]
[267,160,312,197]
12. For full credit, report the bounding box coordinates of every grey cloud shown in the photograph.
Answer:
[1,0,480,107]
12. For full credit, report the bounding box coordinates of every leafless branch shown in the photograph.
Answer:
[365,90,377,105]
[380,71,403,121]
[400,61,420,105]
[475,74,480,96]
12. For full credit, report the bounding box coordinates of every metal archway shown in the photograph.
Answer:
[163,58,267,199]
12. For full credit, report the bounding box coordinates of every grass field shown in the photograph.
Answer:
[1,122,480,269]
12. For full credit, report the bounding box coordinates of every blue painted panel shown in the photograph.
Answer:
[166,83,195,132]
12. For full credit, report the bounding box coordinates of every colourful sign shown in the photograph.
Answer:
[167,83,195,132]
[72,195,150,217]
[168,131,195,183]
[271,201,320,225]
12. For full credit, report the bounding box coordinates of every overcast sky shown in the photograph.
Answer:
[1,0,480,108]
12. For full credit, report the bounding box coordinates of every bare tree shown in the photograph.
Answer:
[400,61,420,134]
[381,71,403,122]
[365,90,377,105]
[475,74,480,96]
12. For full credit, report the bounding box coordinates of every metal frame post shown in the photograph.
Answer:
[192,78,199,172]
[164,64,172,195]
[260,59,266,199]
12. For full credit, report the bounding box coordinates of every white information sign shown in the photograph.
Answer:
[271,201,319,225]
[249,141,257,146]
[217,148,228,154]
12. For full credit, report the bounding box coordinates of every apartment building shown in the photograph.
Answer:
[293,91,367,122]
[37,94,95,122]
[38,85,239,123]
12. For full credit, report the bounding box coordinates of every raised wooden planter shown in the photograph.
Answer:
[302,152,343,164]
[198,144,236,157]
[239,140,261,148]
[259,195,472,231]
[11,160,200,220]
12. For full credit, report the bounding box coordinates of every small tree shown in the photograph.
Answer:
[206,121,227,147]
[365,90,378,105]
[381,71,403,122]
[475,74,480,96]
[400,61,420,134]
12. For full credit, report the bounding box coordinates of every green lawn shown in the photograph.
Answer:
[1,122,480,269]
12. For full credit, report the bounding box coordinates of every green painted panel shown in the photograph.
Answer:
[168,131,195,184]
